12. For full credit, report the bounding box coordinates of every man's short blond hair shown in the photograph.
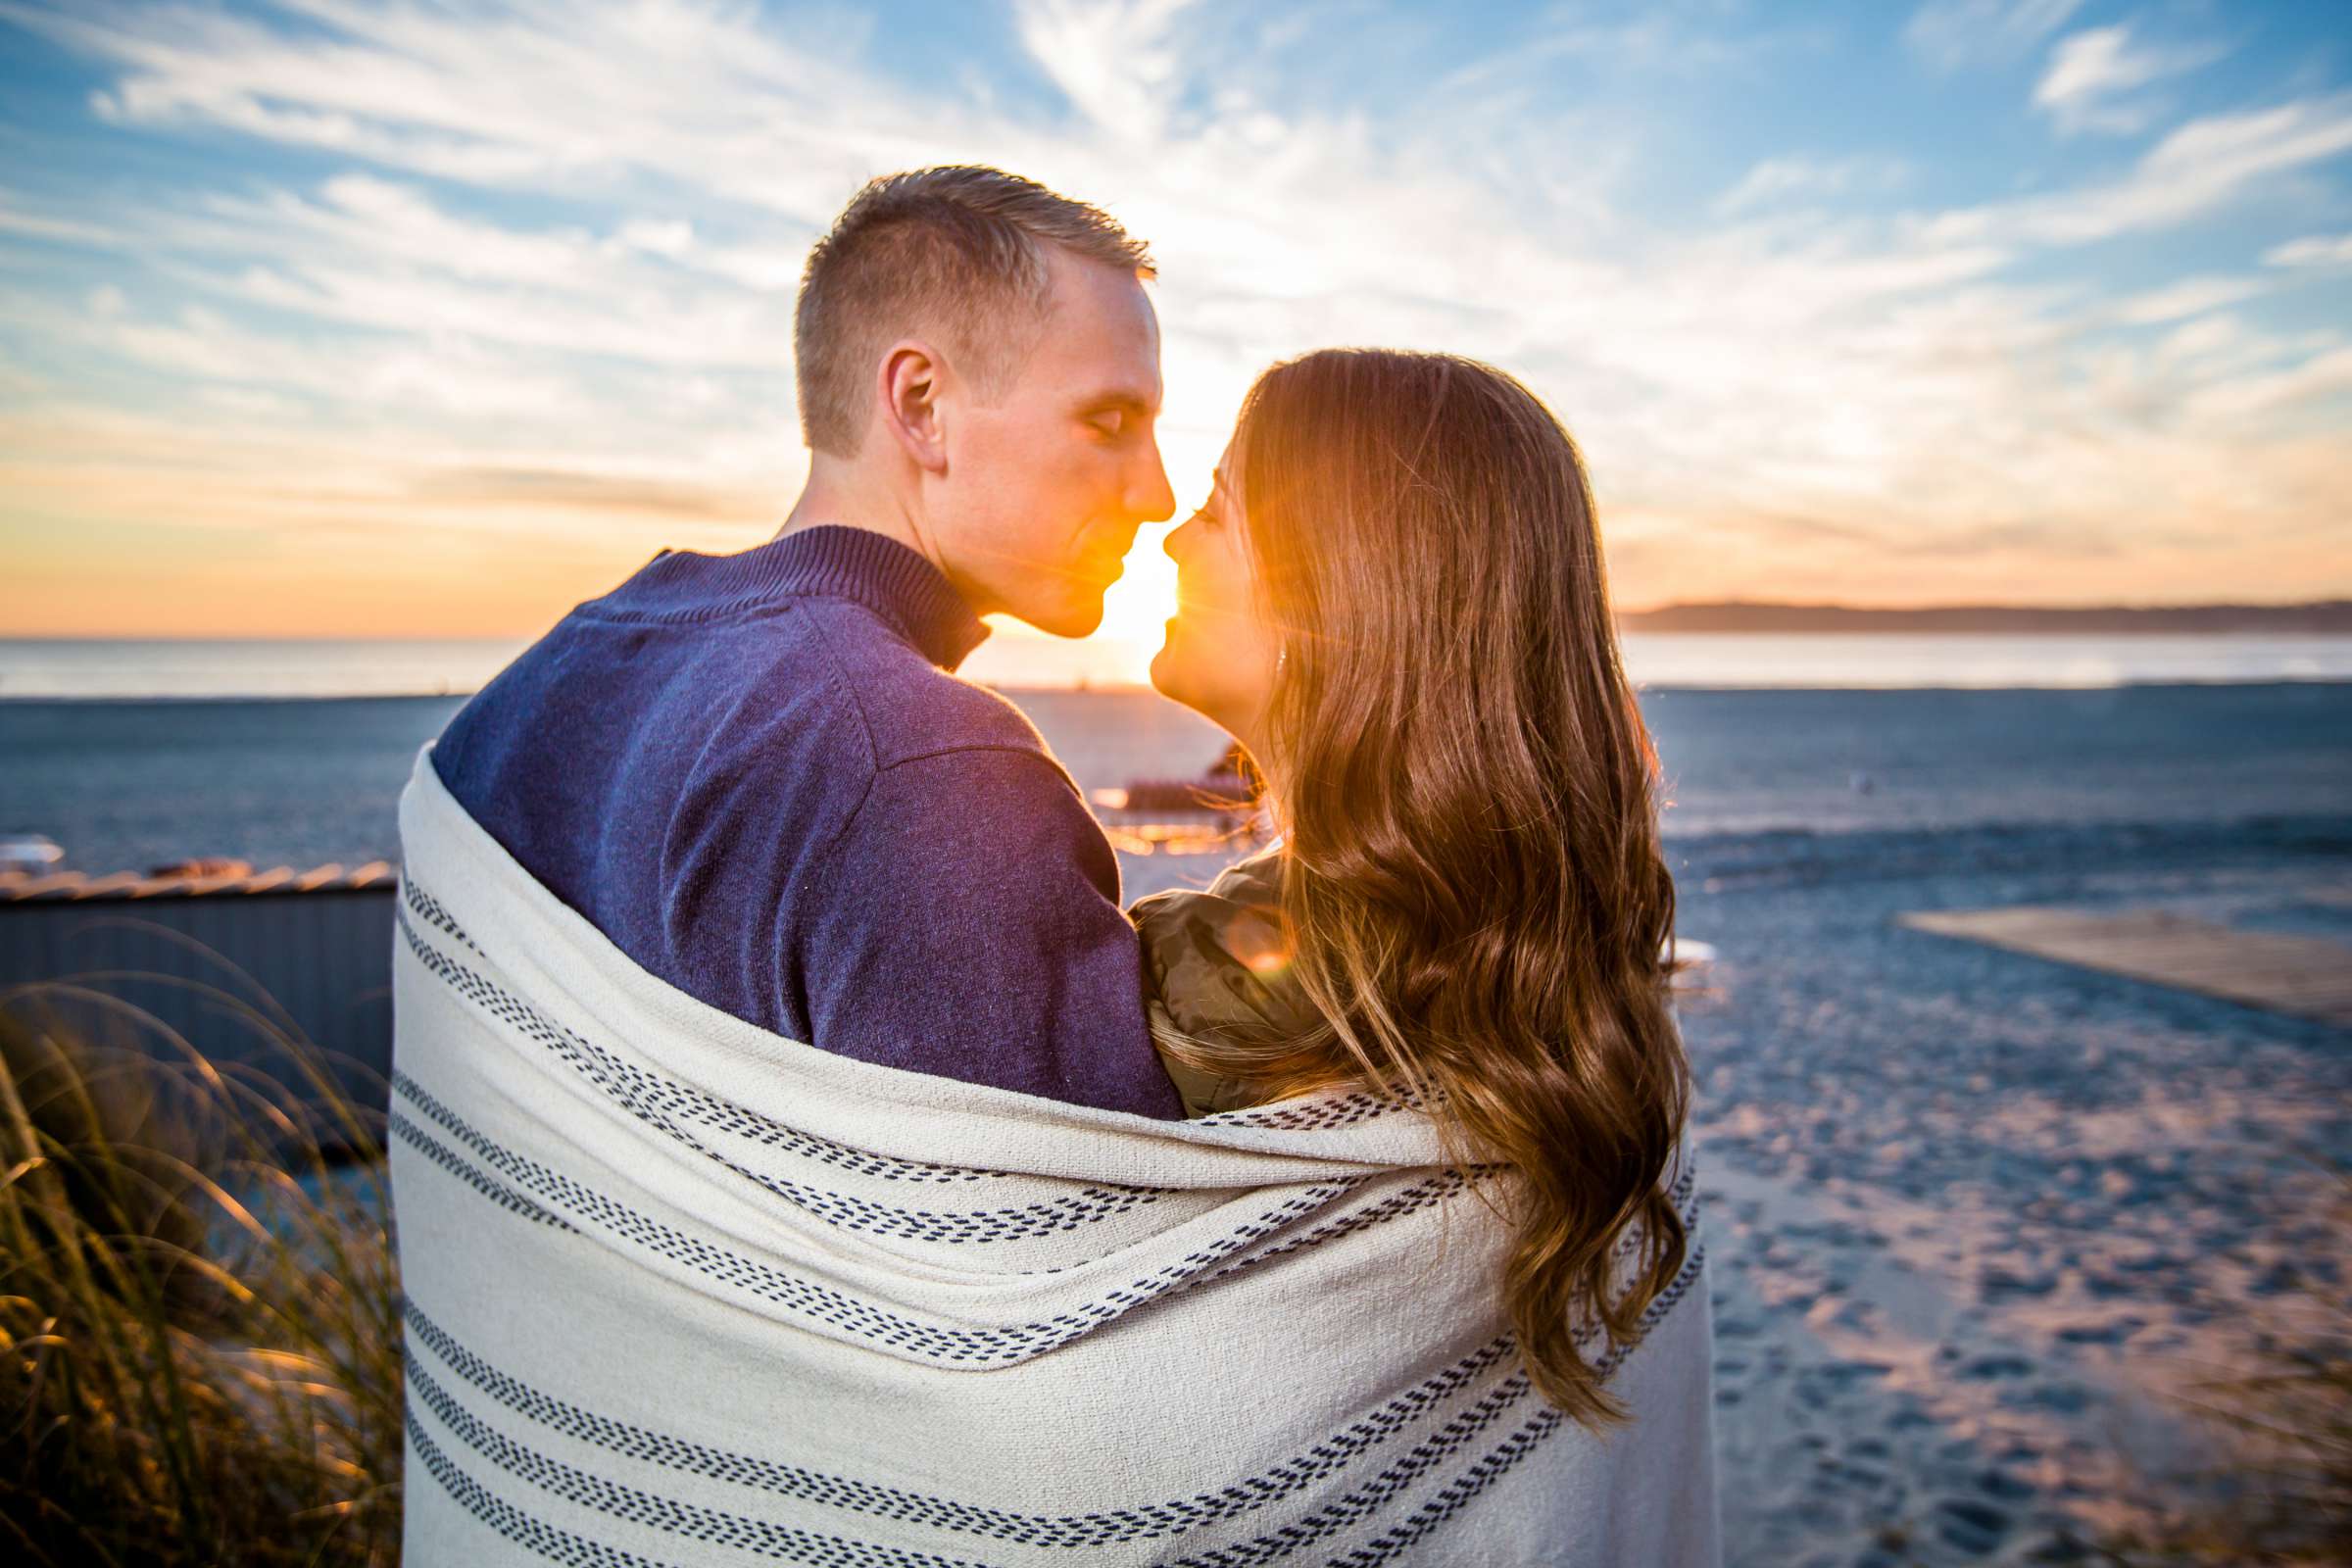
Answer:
[793,166,1155,457]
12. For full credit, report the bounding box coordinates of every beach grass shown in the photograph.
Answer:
[0,976,402,1567]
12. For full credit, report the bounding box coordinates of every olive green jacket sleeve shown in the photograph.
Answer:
[1130,847,1324,1118]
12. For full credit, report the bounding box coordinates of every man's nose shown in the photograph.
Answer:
[1131,438,1177,524]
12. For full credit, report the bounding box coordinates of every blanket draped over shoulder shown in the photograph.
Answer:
[388,746,1722,1566]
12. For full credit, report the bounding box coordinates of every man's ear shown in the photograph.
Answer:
[879,340,949,474]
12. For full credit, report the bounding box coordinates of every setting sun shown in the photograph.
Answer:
[1097,523,1182,648]
[963,522,1183,688]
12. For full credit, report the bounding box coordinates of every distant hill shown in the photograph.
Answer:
[1618,601,2352,635]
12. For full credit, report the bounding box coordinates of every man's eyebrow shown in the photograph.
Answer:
[1073,389,1157,417]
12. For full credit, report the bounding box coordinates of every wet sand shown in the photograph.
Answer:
[1671,819,2349,1563]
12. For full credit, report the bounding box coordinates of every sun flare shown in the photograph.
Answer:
[1097,524,1182,651]
[963,524,1182,689]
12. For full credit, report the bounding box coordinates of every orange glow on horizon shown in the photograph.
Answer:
[1085,523,1182,672]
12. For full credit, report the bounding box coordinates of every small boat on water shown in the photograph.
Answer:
[1089,743,1268,856]
[0,833,63,876]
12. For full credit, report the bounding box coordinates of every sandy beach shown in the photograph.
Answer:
[1677,816,2349,1562]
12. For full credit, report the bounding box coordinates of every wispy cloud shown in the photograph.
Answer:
[1715,156,1911,217]
[1013,0,1201,144]
[2109,273,2269,324]
[1904,0,2084,72]
[2034,24,2226,136]
[1924,91,2352,246]
[9,0,925,213]
[2266,231,2352,269]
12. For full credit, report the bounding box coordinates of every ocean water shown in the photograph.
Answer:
[6,633,2352,699]
[2,682,2346,878]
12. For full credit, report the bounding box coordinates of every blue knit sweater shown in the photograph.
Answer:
[431,524,1185,1120]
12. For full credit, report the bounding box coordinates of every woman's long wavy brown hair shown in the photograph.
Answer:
[1158,348,1692,1427]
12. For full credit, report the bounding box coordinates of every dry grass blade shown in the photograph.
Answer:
[0,971,402,1567]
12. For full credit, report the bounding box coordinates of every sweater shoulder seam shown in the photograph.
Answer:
[874,741,1083,800]
[790,605,885,865]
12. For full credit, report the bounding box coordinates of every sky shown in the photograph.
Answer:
[1,0,2348,683]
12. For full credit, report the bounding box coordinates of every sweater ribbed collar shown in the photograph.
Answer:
[609,524,989,672]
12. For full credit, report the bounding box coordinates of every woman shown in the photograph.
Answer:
[1137,347,1695,1429]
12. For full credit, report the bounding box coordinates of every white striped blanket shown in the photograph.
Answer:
[388,745,1721,1566]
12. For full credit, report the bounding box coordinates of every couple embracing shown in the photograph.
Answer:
[389,166,1719,1566]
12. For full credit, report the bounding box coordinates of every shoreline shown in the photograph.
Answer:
[7,672,2352,706]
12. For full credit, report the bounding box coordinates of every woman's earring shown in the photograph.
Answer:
[1275,644,1289,679]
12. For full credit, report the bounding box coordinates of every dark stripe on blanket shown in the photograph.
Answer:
[401,876,1014,1187]
[399,1234,1703,1568]
[403,872,1409,1150]
[1329,1246,1711,1568]
[393,1182,1702,1554]
[390,1109,579,1234]
[1180,1163,1692,1303]
[404,1295,1514,1547]
[392,1070,1366,1366]
[398,895,1184,1236]
[408,1361,992,1568]
[408,1412,683,1568]
[400,899,1170,1243]
[1160,1243,1709,1568]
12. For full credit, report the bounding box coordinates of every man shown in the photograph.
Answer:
[430,166,1184,1118]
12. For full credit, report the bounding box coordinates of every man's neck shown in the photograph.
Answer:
[777,459,925,568]
[777,456,999,620]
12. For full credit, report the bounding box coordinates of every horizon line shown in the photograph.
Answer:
[7,597,2352,644]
